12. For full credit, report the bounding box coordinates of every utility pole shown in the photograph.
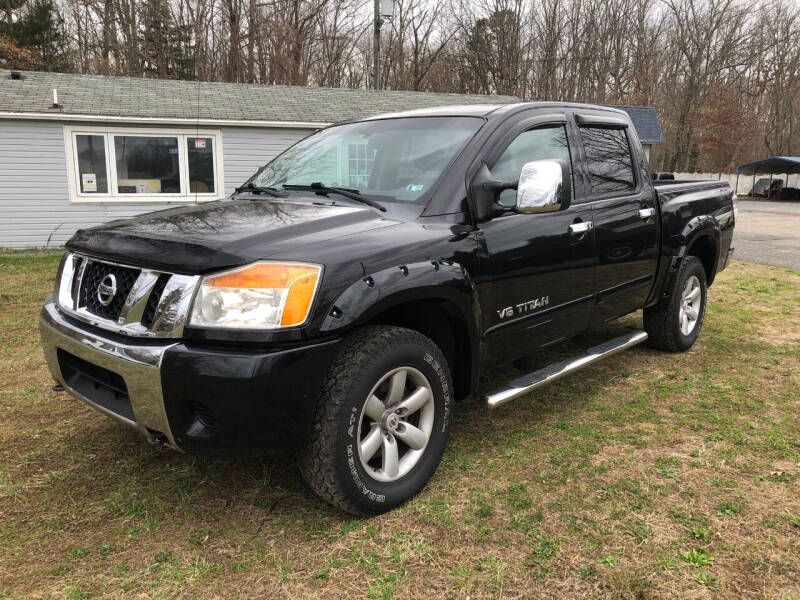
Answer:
[373,0,393,90]
[373,0,382,90]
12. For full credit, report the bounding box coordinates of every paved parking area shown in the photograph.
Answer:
[732,200,800,271]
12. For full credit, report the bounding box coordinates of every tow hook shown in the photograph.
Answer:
[147,432,168,448]
[52,383,64,392]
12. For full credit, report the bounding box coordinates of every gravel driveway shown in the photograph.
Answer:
[732,200,800,271]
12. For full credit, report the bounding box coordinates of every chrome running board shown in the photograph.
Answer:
[484,330,648,409]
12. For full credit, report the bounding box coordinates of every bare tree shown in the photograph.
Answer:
[43,0,800,171]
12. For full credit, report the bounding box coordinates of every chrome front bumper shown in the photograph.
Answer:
[40,295,180,449]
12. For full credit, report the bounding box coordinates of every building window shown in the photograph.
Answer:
[75,135,109,194]
[188,137,216,194]
[114,136,180,194]
[347,142,375,189]
[65,126,223,202]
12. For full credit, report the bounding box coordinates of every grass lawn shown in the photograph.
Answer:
[1,255,799,599]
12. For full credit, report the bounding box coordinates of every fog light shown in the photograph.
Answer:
[185,401,218,439]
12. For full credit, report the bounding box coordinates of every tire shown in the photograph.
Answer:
[644,255,707,352]
[299,325,453,515]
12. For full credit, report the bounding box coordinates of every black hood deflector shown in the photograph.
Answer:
[66,199,393,274]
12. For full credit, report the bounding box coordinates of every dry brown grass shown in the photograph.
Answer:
[1,256,799,599]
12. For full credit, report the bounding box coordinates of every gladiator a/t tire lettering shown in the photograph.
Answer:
[299,325,452,515]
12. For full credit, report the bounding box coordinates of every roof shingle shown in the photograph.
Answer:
[0,70,517,123]
[0,71,664,146]
[608,105,665,145]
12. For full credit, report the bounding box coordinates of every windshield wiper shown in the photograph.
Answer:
[284,183,387,212]
[234,182,286,197]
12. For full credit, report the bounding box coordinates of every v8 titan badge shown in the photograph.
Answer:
[497,296,550,320]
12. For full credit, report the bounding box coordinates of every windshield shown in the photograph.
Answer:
[248,116,482,203]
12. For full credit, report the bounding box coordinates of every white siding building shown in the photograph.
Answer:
[0,70,515,248]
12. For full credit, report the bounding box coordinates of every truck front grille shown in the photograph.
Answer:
[56,253,199,339]
[140,274,171,328]
[58,349,134,421]
[79,261,141,321]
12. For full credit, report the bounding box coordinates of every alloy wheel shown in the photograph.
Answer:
[679,275,702,336]
[357,366,435,483]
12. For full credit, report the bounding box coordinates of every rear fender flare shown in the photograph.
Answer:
[662,217,720,298]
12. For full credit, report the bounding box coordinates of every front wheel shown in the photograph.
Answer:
[644,255,708,352]
[300,326,452,515]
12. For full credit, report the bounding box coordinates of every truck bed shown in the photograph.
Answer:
[651,179,735,295]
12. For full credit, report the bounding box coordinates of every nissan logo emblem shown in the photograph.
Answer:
[97,274,118,306]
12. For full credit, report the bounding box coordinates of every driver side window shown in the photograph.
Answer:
[492,125,573,206]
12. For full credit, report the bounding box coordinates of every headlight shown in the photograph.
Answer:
[189,261,322,329]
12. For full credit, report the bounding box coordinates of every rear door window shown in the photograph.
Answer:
[579,126,636,195]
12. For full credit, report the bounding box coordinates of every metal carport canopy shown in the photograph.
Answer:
[736,156,800,175]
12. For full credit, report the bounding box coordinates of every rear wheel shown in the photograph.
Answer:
[644,255,707,352]
[300,326,452,515]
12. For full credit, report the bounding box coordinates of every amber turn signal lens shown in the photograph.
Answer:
[279,268,321,326]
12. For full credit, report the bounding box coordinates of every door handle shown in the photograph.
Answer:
[568,221,593,235]
[639,207,656,219]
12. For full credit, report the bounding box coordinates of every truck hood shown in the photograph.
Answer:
[66,199,398,274]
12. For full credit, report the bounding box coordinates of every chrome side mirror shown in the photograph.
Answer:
[516,159,571,214]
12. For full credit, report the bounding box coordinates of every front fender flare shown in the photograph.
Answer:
[319,260,480,336]
[319,260,483,398]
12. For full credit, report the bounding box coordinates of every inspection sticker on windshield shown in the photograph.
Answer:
[406,184,424,193]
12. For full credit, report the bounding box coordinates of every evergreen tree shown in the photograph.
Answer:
[0,0,70,71]
[140,0,196,80]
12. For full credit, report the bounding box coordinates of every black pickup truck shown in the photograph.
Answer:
[40,103,735,514]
